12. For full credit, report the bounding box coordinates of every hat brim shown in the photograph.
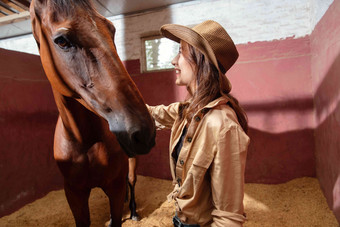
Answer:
[160,24,232,92]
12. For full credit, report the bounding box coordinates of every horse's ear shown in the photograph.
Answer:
[103,19,116,44]
[30,0,45,48]
[30,0,40,46]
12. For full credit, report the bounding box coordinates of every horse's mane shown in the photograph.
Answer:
[51,0,95,15]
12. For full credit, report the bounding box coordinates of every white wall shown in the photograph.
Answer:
[0,0,333,60]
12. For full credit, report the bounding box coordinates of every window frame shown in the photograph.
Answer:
[140,33,178,73]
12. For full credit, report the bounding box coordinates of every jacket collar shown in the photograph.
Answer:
[203,95,230,109]
[180,95,230,111]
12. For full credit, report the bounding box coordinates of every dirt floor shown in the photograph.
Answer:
[0,176,338,227]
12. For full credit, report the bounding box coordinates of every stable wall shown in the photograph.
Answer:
[235,37,315,183]
[0,48,62,217]
[311,0,340,222]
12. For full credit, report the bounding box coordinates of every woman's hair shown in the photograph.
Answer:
[179,42,248,133]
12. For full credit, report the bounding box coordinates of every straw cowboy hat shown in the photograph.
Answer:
[160,20,238,93]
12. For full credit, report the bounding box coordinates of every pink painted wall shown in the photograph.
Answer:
[233,37,315,183]
[0,48,62,217]
[311,0,340,222]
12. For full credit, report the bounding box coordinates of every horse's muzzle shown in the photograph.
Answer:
[114,126,156,157]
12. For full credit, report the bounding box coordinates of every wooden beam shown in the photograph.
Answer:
[0,10,9,16]
[0,1,20,14]
[0,6,12,15]
[0,10,30,26]
[9,0,30,10]
[7,0,26,12]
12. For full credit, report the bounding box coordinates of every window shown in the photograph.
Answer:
[141,35,179,72]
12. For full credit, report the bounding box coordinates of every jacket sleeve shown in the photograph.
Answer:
[210,125,249,227]
[146,102,180,130]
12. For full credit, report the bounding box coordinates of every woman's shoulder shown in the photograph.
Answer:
[203,102,240,129]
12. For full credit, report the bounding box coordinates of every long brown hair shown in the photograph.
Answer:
[180,42,248,133]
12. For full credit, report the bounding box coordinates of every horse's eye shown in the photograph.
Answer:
[54,36,73,50]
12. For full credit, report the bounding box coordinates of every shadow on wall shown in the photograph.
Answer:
[0,112,61,217]
[315,100,340,221]
[246,127,315,184]
[313,51,340,222]
[244,97,316,184]
[314,52,340,122]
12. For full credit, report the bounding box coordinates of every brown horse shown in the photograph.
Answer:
[29,0,155,226]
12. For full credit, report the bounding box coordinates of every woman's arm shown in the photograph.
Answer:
[146,102,180,130]
[210,125,249,227]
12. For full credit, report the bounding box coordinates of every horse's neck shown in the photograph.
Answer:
[52,89,103,143]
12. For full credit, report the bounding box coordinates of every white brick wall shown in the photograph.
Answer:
[0,0,333,59]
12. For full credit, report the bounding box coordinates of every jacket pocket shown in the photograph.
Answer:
[192,153,213,169]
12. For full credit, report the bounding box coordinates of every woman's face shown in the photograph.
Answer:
[172,41,196,93]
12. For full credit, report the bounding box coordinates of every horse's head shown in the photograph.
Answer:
[30,0,155,157]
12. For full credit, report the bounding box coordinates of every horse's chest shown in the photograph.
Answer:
[55,138,125,177]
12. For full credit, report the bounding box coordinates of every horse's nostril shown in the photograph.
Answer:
[131,130,142,144]
[105,107,112,113]
[129,126,155,154]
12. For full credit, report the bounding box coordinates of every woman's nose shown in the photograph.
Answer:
[171,54,179,66]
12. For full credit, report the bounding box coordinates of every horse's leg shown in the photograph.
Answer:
[64,182,91,227]
[128,180,138,221]
[104,175,126,227]
[128,157,139,221]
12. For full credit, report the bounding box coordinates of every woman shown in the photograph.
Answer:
[148,20,250,227]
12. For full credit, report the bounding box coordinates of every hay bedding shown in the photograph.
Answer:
[0,176,337,227]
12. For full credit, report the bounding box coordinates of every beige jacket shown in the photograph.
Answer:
[148,96,250,227]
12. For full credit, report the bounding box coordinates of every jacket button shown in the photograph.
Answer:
[179,160,184,165]
[194,116,201,122]
[187,137,192,142]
